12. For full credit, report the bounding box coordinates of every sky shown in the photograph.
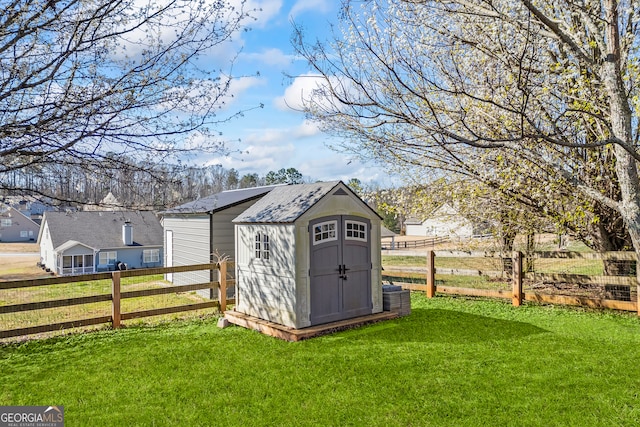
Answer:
[192,0,399,187]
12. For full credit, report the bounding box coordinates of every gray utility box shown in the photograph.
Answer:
[382,287,411,317]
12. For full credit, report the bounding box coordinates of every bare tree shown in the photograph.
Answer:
[293,0,640,258]
[0,0,258,203]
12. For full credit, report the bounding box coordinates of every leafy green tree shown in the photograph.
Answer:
[264,168,304,185]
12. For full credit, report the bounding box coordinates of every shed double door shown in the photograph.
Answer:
[309,215,372,325]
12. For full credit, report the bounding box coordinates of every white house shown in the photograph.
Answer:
[405,204,475,238]
[230,181,383,329]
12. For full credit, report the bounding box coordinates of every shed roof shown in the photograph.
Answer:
[162,185,278,215]
[233,181,379,224]
[41,210,163,250]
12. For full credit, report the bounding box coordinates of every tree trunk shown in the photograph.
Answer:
[602,0,640,271]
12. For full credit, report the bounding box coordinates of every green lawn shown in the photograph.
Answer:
[1,294,639,426]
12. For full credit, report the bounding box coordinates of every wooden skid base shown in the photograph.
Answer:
[224,310,399,342]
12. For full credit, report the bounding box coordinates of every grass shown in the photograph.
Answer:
[1,293,639,426]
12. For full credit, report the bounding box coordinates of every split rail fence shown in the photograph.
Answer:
[383,251,640,315]
[0,262,233,340]
[382,236,449,250]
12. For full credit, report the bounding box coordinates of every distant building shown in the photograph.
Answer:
[0,203,40,242]
[405,204,476,238]
[38,211,163,275]
[83,192,122,211]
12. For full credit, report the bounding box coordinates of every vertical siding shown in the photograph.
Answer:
[163,215,210,292]
[235,182,383,329]
[211,200,262,262]
[235,224,298,327]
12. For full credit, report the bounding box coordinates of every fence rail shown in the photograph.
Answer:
[383,250,640,315]
[383,236,449,250]
[0,262,233,339]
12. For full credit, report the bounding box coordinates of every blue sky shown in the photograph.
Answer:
[194,0,398,187]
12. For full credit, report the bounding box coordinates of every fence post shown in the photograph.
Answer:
[112,271,121,328]
[218,261,227,313]
[426,250,436,298]
[512,251,523,307]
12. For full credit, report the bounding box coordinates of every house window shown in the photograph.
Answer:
[143,249,160,263]
[345,221,367,241]
[255,233,270,260]
[99,251,117,265]
[313,221,337,245]
[0,219,11,227]
[20,230,28,238]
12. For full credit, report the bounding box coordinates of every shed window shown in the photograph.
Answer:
[255,233,270,260]
[143,249,160,263]
[313,221,337,245]
[345,221,367,241]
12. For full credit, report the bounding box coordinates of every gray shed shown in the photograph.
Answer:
[232,181,383,329]
[161,186,277,298]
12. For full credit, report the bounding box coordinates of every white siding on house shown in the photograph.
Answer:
[39,222,55,271]
[405,204,474,238]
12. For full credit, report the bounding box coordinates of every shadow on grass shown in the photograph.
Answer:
[333,308,548,344]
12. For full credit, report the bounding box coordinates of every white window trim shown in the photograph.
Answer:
[345,220,367,242]
[0,218,11,227]
[143,249,160,263]
[313,220,338,245]
[99,251,117,265]
[254,232,270,260]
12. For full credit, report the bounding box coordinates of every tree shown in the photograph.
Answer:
[293,0,640,260]
[0,0,257,203]
[239,173,261,188]
[264,168,304,185]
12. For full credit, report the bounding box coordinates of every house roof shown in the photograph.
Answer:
[41,210,163,250]
[381,226,397,238]
[162,185,279,215]
[233,181,380,223]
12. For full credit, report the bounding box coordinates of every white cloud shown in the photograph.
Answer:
[289,0,332,18]
[275,73,326,111]
[242,0,284,28]
[243,48,294,67]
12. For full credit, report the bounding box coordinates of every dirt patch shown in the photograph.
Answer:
[0,254,49,281]
[0,242,39,253]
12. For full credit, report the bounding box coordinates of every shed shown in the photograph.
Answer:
[161,185,277,298]
[231,181,383,329]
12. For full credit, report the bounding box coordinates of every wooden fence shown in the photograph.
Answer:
[0,262,233,339]
[382,236,449,250]
[383,251,640,315]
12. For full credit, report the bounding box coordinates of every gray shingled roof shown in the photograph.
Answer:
[43,211,163,250]
[162,185,278,214]
[233,181,344,223]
